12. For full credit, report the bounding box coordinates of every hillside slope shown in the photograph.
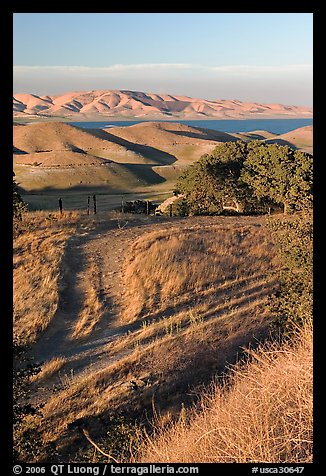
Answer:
[264,125,313,153]
[106,121,237,146]
[14,212,278,461]
[13,122,233,193]
[139,323,312,463]
[13,121,123,155]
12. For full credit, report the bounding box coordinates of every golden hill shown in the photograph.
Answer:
[107,121,237,165]
[13,122,122,154]
[107,121,237,146]
[13,122,234,195]
[13,121,313,206]
[13,150,111,167]
[232,129,279,141]
[264,125,313,153]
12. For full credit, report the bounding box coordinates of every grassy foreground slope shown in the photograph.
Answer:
[138,322,312,463]
[14,211,279,462]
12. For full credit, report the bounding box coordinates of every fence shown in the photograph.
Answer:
[56,196,160,216]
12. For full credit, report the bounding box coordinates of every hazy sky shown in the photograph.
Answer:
[13,13,313,106]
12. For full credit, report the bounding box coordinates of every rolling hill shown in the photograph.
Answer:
[13,121,122,154]
[231,130,279,141]
[13,121,239,193]
[13,89,313,120]
[13,121,313,209]
[105,121,237,146]
[264,125,313,153]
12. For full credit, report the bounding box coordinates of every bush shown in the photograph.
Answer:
[13,339,43,461]
[267,210,313,334]
[13,175,27,215]
[75,415,144,463]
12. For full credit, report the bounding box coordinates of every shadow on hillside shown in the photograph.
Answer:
[265,138,298,149]
[20,172,166,195]
[169,127,238,142]
[89,128,177,165]
[246,133,275,140]
[13,146,27,154]
[123,163,166,184]
[22,183,129,196]
[59,309,274,462]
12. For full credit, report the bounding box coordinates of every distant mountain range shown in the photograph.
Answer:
[13,89,313,120]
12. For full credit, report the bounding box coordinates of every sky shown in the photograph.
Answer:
[13,13,313,106]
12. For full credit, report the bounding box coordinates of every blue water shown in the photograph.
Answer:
[70,118,313,135]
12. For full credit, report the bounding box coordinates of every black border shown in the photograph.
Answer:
[3,5,321,474]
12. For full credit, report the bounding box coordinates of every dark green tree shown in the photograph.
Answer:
[175,159,224,215]
[241,142,313,214]
[175,141,312,216]
[175,141,257,215]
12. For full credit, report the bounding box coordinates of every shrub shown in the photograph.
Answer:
[267,210,313,334]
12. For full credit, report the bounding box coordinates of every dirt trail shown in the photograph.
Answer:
[30,214,273,387]
[31,221,139,375]
[31,215,185,376]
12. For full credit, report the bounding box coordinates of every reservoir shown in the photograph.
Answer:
[70,118,313,135]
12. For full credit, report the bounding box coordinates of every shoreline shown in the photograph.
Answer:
[13,114,313,124]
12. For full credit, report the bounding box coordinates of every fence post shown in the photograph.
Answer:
[93,194,97,214]
[169,203,173,217]
[58,197,63,215]
[121,195,124,213]
[87,196,90,215]
[146,200,149,215]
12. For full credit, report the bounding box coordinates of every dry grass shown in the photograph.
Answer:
[30,219,278,453]
[138,322,313,463]
[31,356,67,383]
[121,224,275,323]
[13,211,80,344]
[70,259,104,340]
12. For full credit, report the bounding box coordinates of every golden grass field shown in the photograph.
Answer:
[15,209,307,463]
[13,211,80,344]
[138,321,312,463]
